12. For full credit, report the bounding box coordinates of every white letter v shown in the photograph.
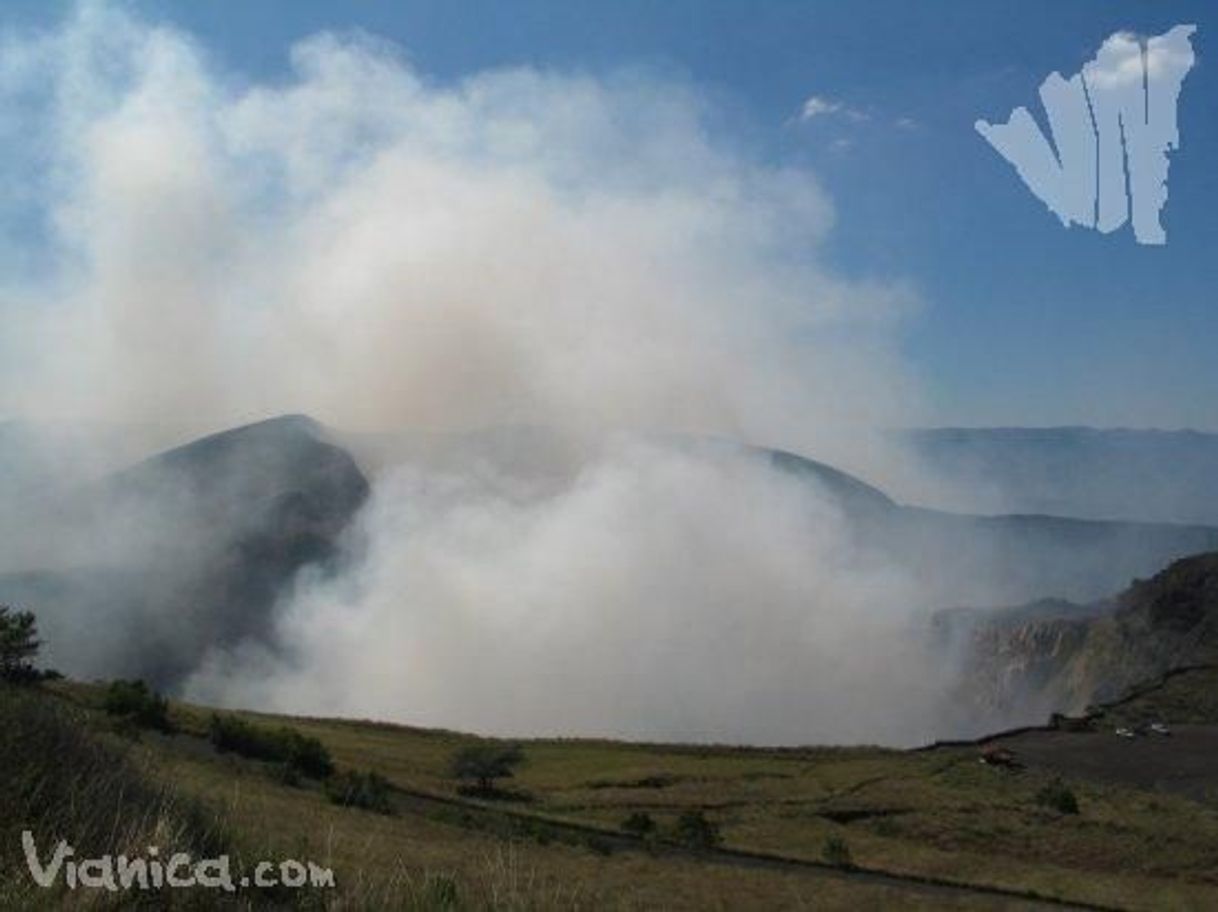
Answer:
[22,831,71,888]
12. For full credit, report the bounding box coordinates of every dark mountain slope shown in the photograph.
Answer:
[765,446,896,518]
[0,415,369,686]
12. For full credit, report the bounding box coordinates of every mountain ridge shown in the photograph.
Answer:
[903,426,1218,525]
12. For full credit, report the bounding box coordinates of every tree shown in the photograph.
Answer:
[0,606,40,682]
[448,741,525,794]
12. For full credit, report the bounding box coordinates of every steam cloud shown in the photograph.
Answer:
[1,3,960,744]
[188,440,954,745]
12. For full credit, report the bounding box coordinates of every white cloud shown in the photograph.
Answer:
[793,94,874,134]
[799,94,844,120]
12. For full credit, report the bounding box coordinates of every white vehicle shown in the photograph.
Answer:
[1115,727,1135,738]
[1149,722,1171,736]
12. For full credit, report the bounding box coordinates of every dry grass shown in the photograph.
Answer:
[33,679,1218,910]
[0,684,231,909]
[140,734,986,910]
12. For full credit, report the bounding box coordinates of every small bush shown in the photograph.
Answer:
[673,810,721,848]
[823,834,853,867]
[103,679,174,732]
[209,713,280,759]
[1035,779,1080,815]
[326,769,394,814]
[208,713,334,779]
[283,728,335,779]
[621,811,657,838]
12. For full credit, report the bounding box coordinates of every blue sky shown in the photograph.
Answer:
[4,0,1216,430]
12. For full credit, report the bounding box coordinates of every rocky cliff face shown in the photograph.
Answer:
[943,552,1218,730]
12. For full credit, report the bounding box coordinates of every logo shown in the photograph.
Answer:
[20,831,335,893]
[977,25,1196,245]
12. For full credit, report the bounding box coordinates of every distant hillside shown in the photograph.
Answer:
[941,551,1218,728]
[0,415,369,685]
[764,446,895,518]
[904,427,1218,525]
[345,424,897,519]
[869,506,1218,607]
[774,443,1218,605]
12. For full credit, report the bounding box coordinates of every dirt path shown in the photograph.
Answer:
[385,781,1112,911]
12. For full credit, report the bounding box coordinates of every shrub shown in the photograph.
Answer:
[326,770,393,814]
[209,713,277,758]
[283,728,335,779]
[449,741,525,794]
[621,811,657,838]
[208,713,334,779]
[103,679,174,732]
[673,810,721,848]
[823,834,853,867]
[1035,779,1080,815]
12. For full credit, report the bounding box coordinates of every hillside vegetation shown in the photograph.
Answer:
[2,673,1216,910]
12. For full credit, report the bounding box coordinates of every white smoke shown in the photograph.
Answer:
[0,3,957,744]
[187,439,953,745]
[0,2,920,454]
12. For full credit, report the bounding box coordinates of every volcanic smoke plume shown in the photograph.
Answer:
[0,2,982,745]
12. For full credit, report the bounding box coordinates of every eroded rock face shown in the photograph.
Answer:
[0,415,370,686]
[942,552,1218,731]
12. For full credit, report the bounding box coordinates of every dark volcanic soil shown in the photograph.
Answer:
[993,725,1218,802]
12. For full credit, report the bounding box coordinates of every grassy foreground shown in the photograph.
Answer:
[3,675,1218,910]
